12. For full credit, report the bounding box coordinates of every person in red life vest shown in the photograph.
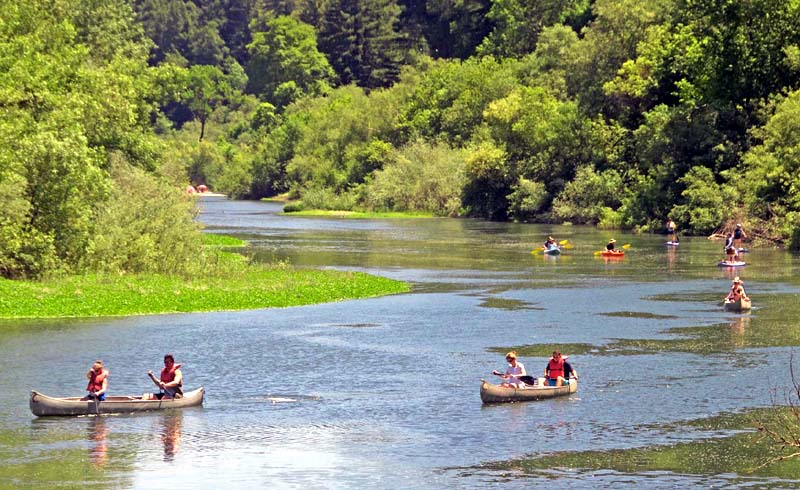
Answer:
[543,350,567,387]
[147,354,184,399]
[83,360,109,401]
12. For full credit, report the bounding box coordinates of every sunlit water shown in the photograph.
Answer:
[2,196,800,489]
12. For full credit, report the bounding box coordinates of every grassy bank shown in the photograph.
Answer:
[0,268,409,318]
[283,209,436,219]
[0,234,409,319]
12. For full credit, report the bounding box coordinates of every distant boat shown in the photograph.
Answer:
[543,247,561,255]
[718,261,746,267]
[723,298,752,311]
[30,387,204,417]
[601,250,624,257]
[480,379,577,403]
[666,241,680,246]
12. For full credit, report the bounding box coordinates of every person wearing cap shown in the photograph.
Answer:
[543,236,557,251]
[733,223,747,250]
[725,277,749,302]
[606,238,617,251]
[492,351,527,388]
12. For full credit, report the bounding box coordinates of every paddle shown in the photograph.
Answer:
[147,371,178,398]
[530,246,545,255]
[493,372,537,385]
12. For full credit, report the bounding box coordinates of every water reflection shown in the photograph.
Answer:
[666,246,676,272]
[727,316,750,349]
[158,413,183,462]
[88,416,110,467]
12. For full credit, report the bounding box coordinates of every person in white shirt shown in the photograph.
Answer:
[493,351,526,388]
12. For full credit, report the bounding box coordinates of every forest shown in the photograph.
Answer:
[2,0,800,279]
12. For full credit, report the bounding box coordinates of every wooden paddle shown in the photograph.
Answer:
[147,371,180,398]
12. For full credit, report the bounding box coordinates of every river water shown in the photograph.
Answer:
[2,196,800,489]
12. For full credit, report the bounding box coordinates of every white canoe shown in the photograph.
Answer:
[723,298,752,311]
[480,379,577,404]
[30,387,204,417]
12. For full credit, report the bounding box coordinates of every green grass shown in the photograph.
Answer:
[0,234,410,319]
[0,268,409,318]
[201,233,247,247]
[283,209,436,219]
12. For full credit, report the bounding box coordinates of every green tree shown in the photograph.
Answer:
[478,0,586,58]
[423,0,494,59]
[318,0,409,88]
[184,64,240,141]
[246,15,335,106]
[741,89,800,247]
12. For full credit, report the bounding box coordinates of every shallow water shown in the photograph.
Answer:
[2,196,800,489]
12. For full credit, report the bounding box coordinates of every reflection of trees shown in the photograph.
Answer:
[88,416,110,467]
[159,412,183,461]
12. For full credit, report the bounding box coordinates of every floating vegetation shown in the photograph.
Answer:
[600,311,679,319]
[478,297,544,311]
[479,407,800,481]
[489,344,605,357]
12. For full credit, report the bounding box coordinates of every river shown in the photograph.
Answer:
[2,196,800,489]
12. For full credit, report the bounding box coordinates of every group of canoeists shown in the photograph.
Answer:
[534,236,626,257]
[83,354,184,402]
[491,350,578,389]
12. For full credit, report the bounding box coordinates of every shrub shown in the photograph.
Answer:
[365,140,466,216]
[506,178,548,221]
[552,166,624,224]
[86,162,206,276]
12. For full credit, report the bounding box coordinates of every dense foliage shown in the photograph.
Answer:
[3,0,800,281]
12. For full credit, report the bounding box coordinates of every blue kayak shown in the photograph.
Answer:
[543,247,561,255]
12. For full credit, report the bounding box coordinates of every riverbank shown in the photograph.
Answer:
[282,209,436,219]
[0,234,409,319]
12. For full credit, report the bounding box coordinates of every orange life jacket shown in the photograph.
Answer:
[547,357,564,379]
[160,363,183,386]
[87,369,108,392]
